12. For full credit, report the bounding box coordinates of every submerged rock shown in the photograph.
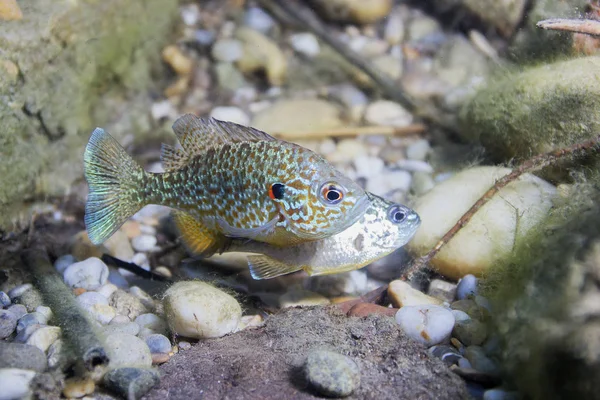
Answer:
[304,349,360,397]
[103,367,160,400]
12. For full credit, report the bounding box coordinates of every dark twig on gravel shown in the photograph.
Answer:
[537,18,600,37]
[21,247,109,372]
[101,254,173,283]
[256,0,458,133]
[401,135,600,281]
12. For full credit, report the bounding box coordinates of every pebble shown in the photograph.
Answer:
[347,303,397,318]
[453,318,488,347]
[304,349,360,397]
[252,99,342,134]
[327,139,367,164]
[131,235,158,253]
[388,280,442,308]
[279,289,331,308]
[384,9,405,45]
[63,257,109,290]
[395,305,455,346]
[475,295,492,312]
[236,27,287,86]
[152,353,170,365]
[110,290,148,320]
[103,367,160,400]
[464,346,500,376]
[406,139,431,161]
[35,306,53,322]
[367,169,412,196]
[6,304,27,320]
[427,279,457,303]
[129,287,156,311]
[111,314,131,324]
[108,268,130,288]
[305,271,368,297]
[150,100,175,121]
[365,100,413,127]
[178,341,192,350]
[105,333,152,368]
[161,45,193,76]
[209,106,250,126]
[244,7,275,33]
[54,254,77,274]
[131,253,150,271]
[13,324,42,344]
[458,357,473,369]
[8,284,32,300]
[97,283,119,299]
[163,281,241,339]
[0,310,17,339]
[135,314,169,336]
[13,288,43,312]
[63,378,95,398]
[104,322,140,337]
[354,155,384,179]
[47,340,65,369]
[411,172,435,195]
[26,326,61,352]
[457,275,479,300]
[0,292,9,308]
[0,368,36,400]
[451,310,471,322]
[429,344,462,365]
[77,292,115,325]
[145,334,172,354]
[77,291,109,307]
[0,342,47,372]
[483,388,520,400]
[153,266,172,279]
[289,33,320,57]
[211,39,244,62]
[16,312,48,333]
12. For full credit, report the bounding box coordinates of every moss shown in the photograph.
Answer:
[0,0,178,230]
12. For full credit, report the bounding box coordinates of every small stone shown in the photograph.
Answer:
[194,29,216,46]
[104,230,135,261]
[77,292,109,307]
[327,139,367,164]
[145,334,172,354]
[8,284,32,300]
[129,287,156,311]
[103,367,160,400]
[16,312,48,333]
[305,271,368,297]
[211,39,244,62]
[236,27,287,86]
[244,7,275,33]
[209,106,250,126]
[63,378,95,398]
[429,344,462,365]
[395,305,455,346]
[354,155,384,179]
[279,289,330,308]
[0,292,10,308]
[215,62,247,91]
[6,304,27,320]
[105,333,152,368]
[0,342,47,372]
[77,292,116,325]
[0,310,17,339]
[130,253,150,272]
[111,315,131,324]
[104,322,140,337]
[475,295,492,312]
[237,315,264,331]
[457,275,479,300]
[289,33,320,57]
[451,300,488,320]
[26,326,61,352]
[163,282,241,339]
[252,99,342,134]
[47,340,66,369]
[427,279,457,303]
[108,268,130,289]
[464,346,500,376]
[13,324,42,344]
[131,235,158,252]
[365,100,413,127]
[0,368,36,400]
[347,303,397,318]
[110,290,148,320]
[453,319,488,346]
[384,9,405,45]
[35,306,53,322]
[406,139,431,161]
[162,45,193,76]
[483,388,520,400]
[411,172,435,196]
[151,353,170,365]
[97,283,119,299]
[135,314,169,336]
[452,310,471,322]
[153,267,172,279]
[63,257,109,290]
[0,0,22,21]
[458,357,473,369]
[178,341,192,351]
[388,280,442,308]
[397,159,434,173]
[12,288,44,312]
[54,254,77,274]
[304,349,360,397]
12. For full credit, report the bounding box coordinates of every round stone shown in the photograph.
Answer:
[26,326,61,352]
[364,100,413,127]
[145,334,172,354]
[304,349,360,397]
[457,275,479,300]
[131,235,158,252]
[0,342,47,372]
[211,39,244,62]
[453,319,488,346]
[395,304,456,346]
[244,7,275,33]
[104,333,152,368]
[103,322,140,337]
[0,368,36,400]
[0,310,18,339]
[16,312,48,333]
[0,291,10,308]
[103,367,160,400]
[289,32,320,57]
[63,257,109,290]
[8,284,32,300]
[54,254,77,274]
[6,304,27,320]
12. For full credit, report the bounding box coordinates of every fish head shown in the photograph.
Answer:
[270,153,369,241]
[361,193,421,250]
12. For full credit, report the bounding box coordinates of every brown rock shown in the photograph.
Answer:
[347,303,397,318]
[0,0,22,21]
[152,353,170,365]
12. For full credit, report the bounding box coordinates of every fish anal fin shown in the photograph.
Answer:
[247,255,302,280]
[173,211,227,257]
[160,143,189,172]
[171,114,277,155]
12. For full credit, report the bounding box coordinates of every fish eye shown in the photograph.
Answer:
[269,183,286,200]
[388,205,407,223]
[320,182,344,204]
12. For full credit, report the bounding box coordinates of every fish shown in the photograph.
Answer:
[215,193,421,279]
[84,114,369,255]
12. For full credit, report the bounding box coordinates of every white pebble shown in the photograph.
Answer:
[135,313,168,336]
[406,139,431,161]
[131,253,150,271]
[384,10,405,45]
[26,326,61,352]
[0,368,36,400]
[63,257,109,290]
[180,4,200,26]
[131,235,157,253]
[211,39,244,63]
[96,283,119,299]
[35,306,53,321]
[77,292,109,307]
[104,333,152,368]
[365,100,413,127]
[163,281,241,339]
[451,310,471,322]
[54,254,77,274]
[289,33,320,57]
[8,284,32,300]
[244,7,275,33]
[319,139,336,155]
[150,100,175,121]
[457,275,478,300]
[353,155,384,179]
[395,305,455,346]
[209,106,250,126]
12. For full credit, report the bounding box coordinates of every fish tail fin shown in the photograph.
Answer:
[84,128,147,245]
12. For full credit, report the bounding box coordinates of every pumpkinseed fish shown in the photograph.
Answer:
[213,192,421,279]
[84,114,369,254]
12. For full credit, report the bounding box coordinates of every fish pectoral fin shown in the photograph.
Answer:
[246,255,303,280]
[216,215,278,241]
[173,211,227,257]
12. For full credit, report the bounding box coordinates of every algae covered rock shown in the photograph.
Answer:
[0,0,177,229]
[486,176,600,399]
[459,57,600,162]
[407,166,557,279]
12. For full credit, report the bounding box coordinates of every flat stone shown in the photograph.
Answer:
[304,349,360,397]
[388,280,442,308]
[395,305,455,346]
[26,326,61,352]
[8,284,32,300]
[0,342,47,372]
[428,279,457,303]
[105,333,152,368]
[104,367,160,399]
[0,310,17,339]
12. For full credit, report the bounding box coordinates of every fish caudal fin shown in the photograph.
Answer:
[172,211,229,257]
[84,128,146,245]
[247,255,303,280]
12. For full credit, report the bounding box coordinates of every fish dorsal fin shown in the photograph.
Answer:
[171,114,277,156]
[246,255,303,280]
[172,211,228,257]
[160,143,189,172]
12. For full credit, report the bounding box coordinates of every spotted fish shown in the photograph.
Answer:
[217,193,421,279]
[84,114,369,254]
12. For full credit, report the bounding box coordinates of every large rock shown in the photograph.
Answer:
[0,0,177,229]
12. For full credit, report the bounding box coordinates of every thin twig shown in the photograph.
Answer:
[101,254,172,283]
[255,0,458,134]
[271,124,427,140]
[537,18,600,37]
[401,135,600,281]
